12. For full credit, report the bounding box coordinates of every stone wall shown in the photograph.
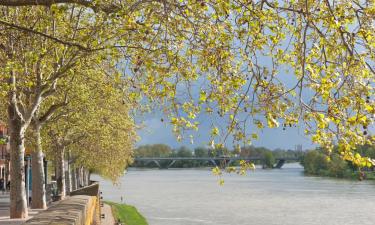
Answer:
[23,195,98,225]
[70,182,101,224]
[70,182,99,197]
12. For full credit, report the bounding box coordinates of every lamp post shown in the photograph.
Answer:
[5,152,10,190]
[25,154,31,207]
[43,157,48,189]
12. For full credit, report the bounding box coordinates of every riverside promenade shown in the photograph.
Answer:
[0,193,115,225]
[101,204,115,225]
[0,193,46,225]
[0,193,45,225]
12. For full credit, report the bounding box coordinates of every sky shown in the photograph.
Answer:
[136,112,316,151]
[135,58,319,151]
[134,53,318,151]
[134,27,323,152]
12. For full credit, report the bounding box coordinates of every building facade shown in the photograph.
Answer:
[0,122,9,184]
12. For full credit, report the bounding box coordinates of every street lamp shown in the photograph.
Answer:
[25,154,31,207]
[5,153,9,191]
[43,157,48,189]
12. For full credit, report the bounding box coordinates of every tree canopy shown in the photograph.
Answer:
[0,0,374,217]
[1,0,374,161]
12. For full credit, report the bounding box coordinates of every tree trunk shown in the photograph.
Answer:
[79,167,83,188]
[8,105,28,219]
[66,152,72,195]
[71,167,76,191]
[83,167,88,186]
[31,123,46,209]
[82,168,86,186]
[75,168,80,188]
[65,170,70,195]
[87,170,91,185]
[55,146,65,199]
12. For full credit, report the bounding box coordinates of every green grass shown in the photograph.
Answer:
[104,201,148,225]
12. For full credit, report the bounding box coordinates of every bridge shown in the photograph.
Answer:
[132,157,301,169]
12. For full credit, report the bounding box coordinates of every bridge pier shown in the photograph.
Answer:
[145,160,162,169]
[167,160,176,169]
[274,159,286,169]
[153,160,161,168]
[209,159,217,167]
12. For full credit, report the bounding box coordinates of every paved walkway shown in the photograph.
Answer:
[101,204,116,225]
[0,194,113,225]
[0,193,46,225]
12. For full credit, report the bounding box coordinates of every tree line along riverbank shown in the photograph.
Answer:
[301,144,375,181]
[132,143,375,181]
[132,144,304,168]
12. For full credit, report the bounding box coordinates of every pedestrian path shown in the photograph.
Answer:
[0,194,111,225]
[101,203,116,225]
[0,193,46,225]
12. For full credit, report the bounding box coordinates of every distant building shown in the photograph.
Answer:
[295,144,303,152]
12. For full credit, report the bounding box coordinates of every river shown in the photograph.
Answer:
[92,163,375,225]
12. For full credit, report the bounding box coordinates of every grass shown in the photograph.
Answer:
[104,201,148,225]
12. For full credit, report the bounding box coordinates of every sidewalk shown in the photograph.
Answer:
[101,204,116,225]
[0,193,45,225]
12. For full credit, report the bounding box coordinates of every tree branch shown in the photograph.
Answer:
[38,102,67,124]
[0,0,122,13]
[0,19,91,51]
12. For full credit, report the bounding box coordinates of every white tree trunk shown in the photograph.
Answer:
[71,167,77,191]
[82,168,86,186]
[55,146,65,199]
[87,170,91,185]
[31,123,46,209]
[65,170,71,195]
[79,167,83,188]
[8,105,28,218]
[75,168,80,188]
[66,152,72,195]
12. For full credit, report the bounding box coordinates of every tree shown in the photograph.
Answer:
[194,147,209,157]
[0,0,374,217]
[263,151,275,169]
[176,146,193,158]
[135,144,172,157]
[0,3,135,217]
[301,150,329,175]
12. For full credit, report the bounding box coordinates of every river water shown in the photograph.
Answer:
[92,163,375,225]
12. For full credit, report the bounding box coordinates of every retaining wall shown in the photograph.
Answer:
[24,182,101,225]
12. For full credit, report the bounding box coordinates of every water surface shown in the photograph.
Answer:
[92,164,375,225]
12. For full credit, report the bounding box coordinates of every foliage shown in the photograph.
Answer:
[104,201,148,225]
[41,66,137,181]
[263,151,275,168]
[1,0,375,170]
[0,0,374,183]
[301,145,375,179]
[134,144,172,157]
[301,150,330,175]
[133,144,302,169]
[176,146,193,158]
[194,147,209,157]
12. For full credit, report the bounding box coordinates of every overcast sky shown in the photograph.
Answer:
[134,39,320,151]
[136,112,316,151]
